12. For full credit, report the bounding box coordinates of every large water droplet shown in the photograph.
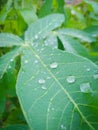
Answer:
[80,82,92,93]
[38,79,45,84]
[66,76,75,83]
[50,62,58,69]
[93,74,98,79]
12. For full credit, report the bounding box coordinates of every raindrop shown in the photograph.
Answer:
[66,76,75,83]
[51,107,55,111]
[34,60,38,63]
[61,124,66,130]
[47,76,51,79]
[80,82,92,93]
[10,59,14,62]
[41,86,47,90]
[8,65,11,69]
[50,62,58,69]
[24,60,28,63]
[86,68,90,72]
[35,35,38,39]
[93,74,98,79]
[38,79,45,84]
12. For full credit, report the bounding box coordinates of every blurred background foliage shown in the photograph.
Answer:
[0,0,98,129]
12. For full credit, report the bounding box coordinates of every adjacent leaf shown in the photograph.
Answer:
[84,26,98,37]
[16,44,98,130]
[0,47,21,79]
[58,28,96,43]
[58,34,90,57]
[0,33,23,47]
[0,125,29,130]
[25,14,65,43]
[20,8,38,25]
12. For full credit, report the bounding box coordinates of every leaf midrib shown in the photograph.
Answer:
[27,45,95,130]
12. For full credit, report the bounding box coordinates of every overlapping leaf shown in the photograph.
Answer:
[58,28,96,43]
[0,47,21,79]
[0,33,23,47]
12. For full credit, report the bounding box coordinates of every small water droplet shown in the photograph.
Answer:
[80,82,92,93]
[10,59,14,62]
[50,62,58,69]
[93,74,98,79]
[51,107,55,111]
[47,76,51,79]
[66,76,75,83]
[86,68,90,71]
[8,65,11,69]
[38,79,45,84]
[41,86,47,90]
[34,60,38,63]
[35,35,38,39]
[24,60,28,63]
[61,124,66,130]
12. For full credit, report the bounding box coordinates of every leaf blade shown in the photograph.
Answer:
[16,45,98,130]
[0,33,23,47]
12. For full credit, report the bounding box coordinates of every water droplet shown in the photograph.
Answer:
[51,107,54,111]
[35,35,38,39]
[41,86,47,90]
[50,62,58,69]
[61,124,66,130]
[38,79,45,84]
[34,60,38,63]
[8,65,11,69]
[66,76,75,83]
[24,60,28,63]
[10,59,14,62]
[86,68,90,71]
[47,76,51,79]
[93,74,98,79]
[80,82,92,93]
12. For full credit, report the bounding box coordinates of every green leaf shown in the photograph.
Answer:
[0,33,23,47]
[58,34,90,57]
[58,28,96,43]
[0,47,21,79]
[25,14,65,43]
[84,26,98,37]
[0,125,29,130]
[16,44,98,130]
[20,8,38,25]
[85,0,98,15]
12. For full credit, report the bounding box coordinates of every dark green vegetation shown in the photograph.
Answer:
[0,0,98,130]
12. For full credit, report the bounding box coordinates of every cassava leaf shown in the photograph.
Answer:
[25,14,65,43]
[58,34,90,57]
[16,44,98,130]
[0,33,23,47]
[20,8,38,25]
[0,47,21,79]
[58,28,96,43]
